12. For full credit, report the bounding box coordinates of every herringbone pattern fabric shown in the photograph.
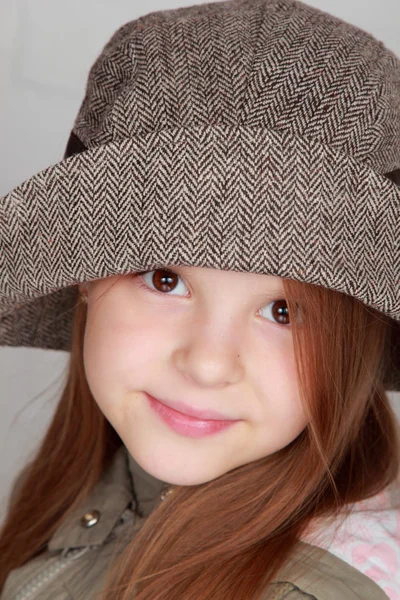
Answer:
[0,0,399,388]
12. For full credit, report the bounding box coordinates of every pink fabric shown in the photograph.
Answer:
[301,484,400,599]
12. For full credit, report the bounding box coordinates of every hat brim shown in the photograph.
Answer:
[1,125,399,389]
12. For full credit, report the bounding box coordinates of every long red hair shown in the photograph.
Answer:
[1,276,399,599]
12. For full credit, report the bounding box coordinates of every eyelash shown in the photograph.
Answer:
[134,270,293,327]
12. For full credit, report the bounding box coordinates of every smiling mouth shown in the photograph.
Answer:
[145,393,239,421]
[146,393,241,438]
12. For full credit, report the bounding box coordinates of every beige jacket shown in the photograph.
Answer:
[1,446,389,600]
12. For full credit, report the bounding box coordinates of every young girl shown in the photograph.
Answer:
[0,0,400,598]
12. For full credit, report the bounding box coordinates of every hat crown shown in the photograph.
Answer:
[73,0,400,174]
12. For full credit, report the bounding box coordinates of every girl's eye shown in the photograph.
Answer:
[138,269,187,297]
[135,269,293,326]
[259,299,290,326]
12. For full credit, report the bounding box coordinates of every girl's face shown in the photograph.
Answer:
[81,266,308,486]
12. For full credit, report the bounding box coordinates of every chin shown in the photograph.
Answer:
[135,448,224,487]
[165,472,219,487]
[156,463,221,487]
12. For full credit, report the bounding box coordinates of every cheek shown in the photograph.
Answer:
[255,334,305,425]
[82,306,167,408]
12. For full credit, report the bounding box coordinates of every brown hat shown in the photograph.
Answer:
[1,0,399,389]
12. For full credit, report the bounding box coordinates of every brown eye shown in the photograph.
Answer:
[139,269,187,296]
[272,300,290,324]
[152,269,179,292]
[260,299,291,326]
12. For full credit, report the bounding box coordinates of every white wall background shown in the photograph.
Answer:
[0,0,399,525]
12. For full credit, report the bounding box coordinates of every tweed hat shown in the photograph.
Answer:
[1,0,400,389]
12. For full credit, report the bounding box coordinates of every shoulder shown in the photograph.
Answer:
[266,541,390,600]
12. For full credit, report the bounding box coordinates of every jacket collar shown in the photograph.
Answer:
[47,445,166,552]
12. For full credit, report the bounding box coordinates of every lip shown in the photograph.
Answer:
[147,393,236,421]
[145,393,240,438]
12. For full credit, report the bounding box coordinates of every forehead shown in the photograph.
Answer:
[172,265,285,288]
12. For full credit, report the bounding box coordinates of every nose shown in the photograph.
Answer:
[173,322,245,388]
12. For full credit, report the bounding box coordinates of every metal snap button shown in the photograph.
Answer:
[80,510,101,528]
[160,484,174,501]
